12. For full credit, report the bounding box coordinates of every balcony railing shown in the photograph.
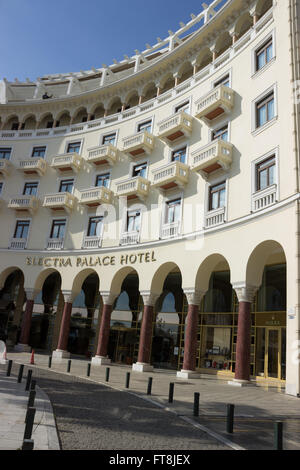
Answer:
[8,195,39,215]
[43,192,77,213]
[80,187,113,207]
[18,157,47,176]
[152,161,189,191]
[46,238,64,250]
[192,140,233,176]
[157,112,193,143]
[120,231,140,245]
[50,152,82,173]
[116,176,150,200]
[10,238,28,250]
[82,235,102,249]
[0,159,12,177]
[205,206,226,228]
[252,184,277,212]
[195,85,235,122]
[122,131,155,157]
[87,144,117,166]
[161,221,180,239]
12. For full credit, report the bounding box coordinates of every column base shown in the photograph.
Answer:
[52,350,71,360]
[176,369,201,379]
[91,356,111,366]
[14,343,32,353]
[228,378,253,387]
[132,362,154,373]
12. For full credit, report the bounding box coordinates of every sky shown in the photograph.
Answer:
[0,0,227,82]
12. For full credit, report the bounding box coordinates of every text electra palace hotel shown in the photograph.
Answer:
[0,0,299,395]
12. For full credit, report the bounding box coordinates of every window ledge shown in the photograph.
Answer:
[251,57,276,79]
[251,115,278,137]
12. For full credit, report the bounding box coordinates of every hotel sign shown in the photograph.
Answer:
[25,251,157,268]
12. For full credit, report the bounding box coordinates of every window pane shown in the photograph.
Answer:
[259,168,268,190]
[267,99,275,120]
[67,142,81,153]
[257,51,265,70]
[96,174,110,187]
[103,134,116,145]
[0,148,11,160]
[32,146,46,158]
[219,188,226,207]
[266,44,273,62]
[269,164,275,185]
[258,104,267,126]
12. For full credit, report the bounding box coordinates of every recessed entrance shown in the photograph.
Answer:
[256,327,286,380]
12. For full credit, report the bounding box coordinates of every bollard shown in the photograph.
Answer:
[23,407,36,441]
[125,372,130,389]
[87,363,91,377]
[48,356,52,368]
[67,359,72,373]
[147,377,153,395]
[274,421,283,450]
[6,359,13,377]
[28,390,36,408]
[226,404,235,434]
[105,367,110,382]
[194,392,200,417]
[168,382,174,403]
[22,439,34,450]
[25,370,33,391]
[17,364,24,383]
[30,379,36,391]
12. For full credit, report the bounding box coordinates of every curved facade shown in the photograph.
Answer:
[0,0,299,395]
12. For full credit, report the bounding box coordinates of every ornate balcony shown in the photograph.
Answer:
[8,195,39,215]
[80,186,113,207]
[161,221,180,239]
[116,176,150,201]
[195,85,235,123]
[122,131,155,158]
[18,158,47,176]
[157,112,193,143]
[252,184,277,212]
[50,152,82,173]
[152,161,189,191]
[191,140,233,177]
[0,160,12,177]
[87,144,117,167]
[205,206,226,228]
[82,235,102,249]
[43,192,77,213]
[10,238,28,250]
[46,238,64,250]
[120,231,140,246]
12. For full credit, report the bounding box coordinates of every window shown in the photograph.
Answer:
[32,146,46,158]
[59,179,74,193]
[214,74,230,88]
[138,120,152,133]
[127,210,140,232]
[14,220,30,239]
[87,216,103,237]
[212,125,228,142]
[256,39,273,71]
[102,133,116,145]
[256,92,275,128]
[95,173,110,188]
[132,162,147,178]
[23,182,38,196]
[165,198,181,224]
[171,147,186,163]
[256,155,276,191]
[50,219,66,239]
[175,101,189,114]
[67,141,81,153]
[11,122,19,131]
[0,182,3,194]
[46,121,54,129]
[0,148,12,160]
[209,182,226,211]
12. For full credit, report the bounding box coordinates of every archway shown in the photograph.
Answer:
[0,268,25,346]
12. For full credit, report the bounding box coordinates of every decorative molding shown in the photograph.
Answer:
[184,288,206,306]
[101,291,119,306]
[140,291,160,307]
[232,283,259,303]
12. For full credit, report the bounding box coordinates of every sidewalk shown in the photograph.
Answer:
[1,351,300,450]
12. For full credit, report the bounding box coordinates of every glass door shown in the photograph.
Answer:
[266,329,279,378]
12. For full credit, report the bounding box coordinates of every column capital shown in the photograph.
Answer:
[61,290,75,303]
[184,288,206,307]
[25,288,39,301]
[140,291,160,307]
[232,283,259,303]
[101,291,119,306]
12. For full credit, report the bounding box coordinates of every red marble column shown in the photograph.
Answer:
[95,304,113,357]
[19,299,34,345]
[182,304,199,371]
[137,305,154,364]
[235,301,252,381]
[56,302,73,351]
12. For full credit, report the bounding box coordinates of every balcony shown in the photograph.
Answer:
[82,235,102,249]
[122,131,155,158]
[10,238,28,250]
[43,192,77,213]
[192,140,233,177]
[18,158,47,176]
[80,186,113,207]
[50,152,82,173]
[152,161,189,191]
[157,112,193,144]
[252,184,277,212]
[116,176,150,201]
[205,206,226,228]
[46,238,64,250]
[8,195,39,215]
[0,160,12,177]
[195,85,235,123]
[161,221,180,239]
[120,231,140,246]
[87,144,117,167]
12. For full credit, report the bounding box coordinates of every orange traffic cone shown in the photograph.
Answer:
[30,349,35,365]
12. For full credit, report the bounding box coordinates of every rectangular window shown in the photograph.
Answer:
[14,220,30,239]
[87,216,103,237]
[256,39,273,71]
[67,141,81,153]
[256,155,276,191]
[102,133,116,145]
[127,210,140,232]
[132,162,147,178]
[166,198,181,224]
[256,92,275,128]
[137,120,152,133]
[171,147,186,163]
[0,148,12,160]
[209,182,226,210]
[214,74,230,88]
[59,179,74,193]
[23,182,38,196]
[95,173,110,188]
[50,219,66,239]
[212,125,228,142]
[175,101,189,114]
[31,146,46,158]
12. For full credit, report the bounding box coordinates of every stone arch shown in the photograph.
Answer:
[55,110,71,127]
[215,31,232,56]
[159,72,175,94]
[255,0,273,17]
[234,12,253,38]
[106,96,122,115]
[195,47,213,71]
[150,262,181,295]
[90,102,105,119]
[71,106,88,124]
[22,113,37,130]
[109,266,139,295]
[3,114,19,130]
[177,61,193,84]
[141,82,157,101]
[195,253,231,293]
[71,269,100,298]
[246,240,286,288]
[124,89,139,108]
[32,268,62,294]
[37,112,54,129]
[0,266,24,289]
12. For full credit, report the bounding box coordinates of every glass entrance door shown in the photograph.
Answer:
[267,329,279,378]
[255,327,286,380]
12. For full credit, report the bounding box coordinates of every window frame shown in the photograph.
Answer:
[13,219,31,240]
[31,145,47,159]
[23,181,39,196]
[101,131,118,146]
[208,181,226,211]
[87,215,104,238]
[252,84,278,134]
[95,172,111,188]
[65,139,83,155]
[49,218,67,240]
[213,71,231,89]
[173,98,191,115]
[252,30,276,77]
[0,147,12,160]
[251,147,279,196]
[58,178,74,194]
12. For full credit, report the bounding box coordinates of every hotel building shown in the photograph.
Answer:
[0,0,299,395]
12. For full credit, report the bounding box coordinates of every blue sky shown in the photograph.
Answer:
[0,0,227,82]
